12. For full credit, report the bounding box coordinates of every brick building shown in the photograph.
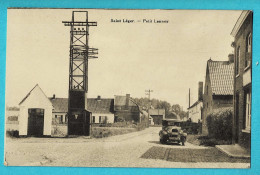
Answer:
[114,94,141,123]
[231,10,252,149]
[202,59,234,135]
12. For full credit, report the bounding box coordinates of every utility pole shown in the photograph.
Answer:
[145,89,153,127]
[189,88,191,108]
[145,89,153,101]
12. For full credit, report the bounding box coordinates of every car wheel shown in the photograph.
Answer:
[160,139,166,144]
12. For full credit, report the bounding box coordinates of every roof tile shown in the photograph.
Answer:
[208,60,234,95]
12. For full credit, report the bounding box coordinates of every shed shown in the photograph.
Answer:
[19,84,53,136]
[148,109,165,125]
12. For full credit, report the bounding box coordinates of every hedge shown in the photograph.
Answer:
[206,108,233,141]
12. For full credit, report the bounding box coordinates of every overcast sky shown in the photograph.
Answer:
[6,9,242,109]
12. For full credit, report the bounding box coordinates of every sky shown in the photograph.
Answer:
[5,9,242,109]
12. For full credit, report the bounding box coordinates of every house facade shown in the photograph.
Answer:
[202,59,234,135]
[87,96,114,124]
[114,94,141,123]
[188,101,203,123]
[231,10,252,149]
[19,84,53,136]
[188,82,203,123]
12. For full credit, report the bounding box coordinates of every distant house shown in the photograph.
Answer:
[202,59,234,135]
[18,84,53,136]
[114,94,141,123]
[87,96,114,124]
[188,82,203,123]
[49,96,68,124]
[231,10,252,150]
[148,109,165,125]
[50,95,115,124]
[188,101,203,123]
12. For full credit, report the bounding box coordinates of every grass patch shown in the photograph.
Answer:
[92,127,136,138]
[187,134,232,147]
[6,130,19,138]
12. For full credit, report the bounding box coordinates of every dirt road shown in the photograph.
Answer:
[5,127,250,168]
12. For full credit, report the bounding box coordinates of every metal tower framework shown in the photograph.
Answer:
[63,11,98,136]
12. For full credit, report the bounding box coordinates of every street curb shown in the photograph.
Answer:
[215,145,250,159]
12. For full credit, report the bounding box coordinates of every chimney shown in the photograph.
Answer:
[97,95,101,101]
[126,94,130,109]
[228,54,234,63]
[52,94,55,99]
[198,82,203,101]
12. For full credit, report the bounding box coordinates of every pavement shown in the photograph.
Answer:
[4,127,250,168]
[216,144,251,159]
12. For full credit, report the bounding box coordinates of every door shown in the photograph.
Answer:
[27,108,44,136]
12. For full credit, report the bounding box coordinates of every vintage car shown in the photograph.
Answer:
[159,119,187,145]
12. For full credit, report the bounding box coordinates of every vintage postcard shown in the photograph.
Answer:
[4,9,251,168]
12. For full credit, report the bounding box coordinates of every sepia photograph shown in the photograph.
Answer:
[4,9,251,168]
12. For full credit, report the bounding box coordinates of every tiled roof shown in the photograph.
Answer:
[149,109,165,115]
[50,98,114,114]
[114,95,138,106]
[208,60,234,95]
[49,98,68,113]
[87,98,114,114]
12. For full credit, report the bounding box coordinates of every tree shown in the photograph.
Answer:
[172,104,181,114]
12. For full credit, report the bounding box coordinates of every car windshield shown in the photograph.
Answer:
[164,121,181,127]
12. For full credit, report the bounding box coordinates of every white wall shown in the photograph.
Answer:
[52,113,67,123]
[92,113,114,123]
[19,85,53,136]
[188,101,203,123]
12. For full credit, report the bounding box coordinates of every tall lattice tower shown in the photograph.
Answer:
[63,11,98,136]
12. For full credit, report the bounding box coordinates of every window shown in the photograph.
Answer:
[235,46,240,75]
[245,33,252,68]
[245,90,251,131]
[246,33,252,53]
[93,116,95,123]
[99,116,101,123]
[206,85,208,95]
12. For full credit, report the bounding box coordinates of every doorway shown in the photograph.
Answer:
[27,108,44,136]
